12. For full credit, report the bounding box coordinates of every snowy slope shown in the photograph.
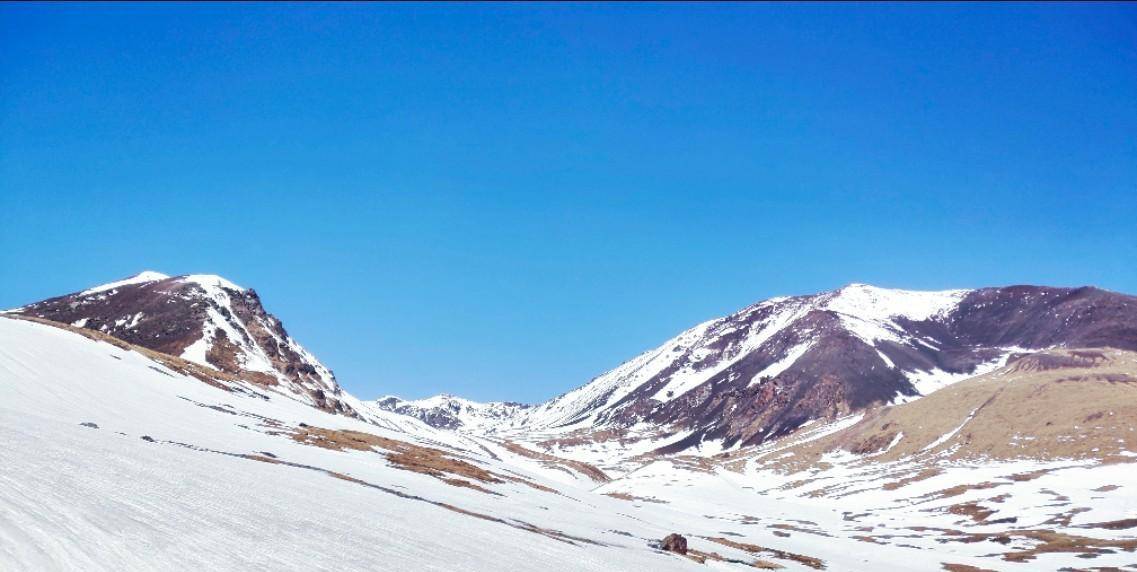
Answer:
[5,315,1135,572]
[0,317,719,571]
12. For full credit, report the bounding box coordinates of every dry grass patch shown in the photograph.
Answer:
[923,481,1008,501]
[706,536,825,570]
[751,560,786,569]
[1080,518,1137,530]
[882,467,944,491]
[288,424,558,494]
[739,348,1137,472]
[499,440,610,483]
[945,501,997,523]
[940,564,996,572]
[767,523,832,537]
[1001,529,1137,562]
[603,492,668,504]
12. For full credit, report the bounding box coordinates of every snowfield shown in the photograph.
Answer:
[3,315,1136,571]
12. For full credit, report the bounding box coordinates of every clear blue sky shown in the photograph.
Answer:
[2,3,1135,403]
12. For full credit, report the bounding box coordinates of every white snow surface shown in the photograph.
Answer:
[3,316,1135,572]
[0,317,710,571]
[823,283,969,323]
[78,270,170,295]
[179,273,245,292]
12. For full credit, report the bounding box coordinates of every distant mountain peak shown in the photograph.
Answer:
[370,393,531,431]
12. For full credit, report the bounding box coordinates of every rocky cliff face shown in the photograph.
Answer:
[10,271,357,416]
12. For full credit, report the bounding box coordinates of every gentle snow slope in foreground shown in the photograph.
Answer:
[0,317,816,571]
[4,316,1136,571]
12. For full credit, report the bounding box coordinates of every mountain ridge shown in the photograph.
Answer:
[372,282,1137,453]
[9,271,362,417]
[12,273,1137,454]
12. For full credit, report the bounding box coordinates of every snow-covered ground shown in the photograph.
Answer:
[0,317,806,571]
[4,315,1134,571]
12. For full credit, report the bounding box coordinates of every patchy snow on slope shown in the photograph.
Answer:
[749,341,814,387]
[922,407,979,452]
[894,347,1025,403]
[647,299,815,403]
[522,317,723,428]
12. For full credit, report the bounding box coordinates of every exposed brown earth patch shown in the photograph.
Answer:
[1000,529,1137,562]
[535,427,642,449]
[750,560,786,570]
[945,501,996,523]
[499,440,611,483]
[768,523,832,537]
[911,525,1137,563]
[1006,469,1051,482]
[1042,506,1091,527]
[287,424,556,494]
[706,536,826,569]
[1005,351,1109,373]
[1079,518,1137,530]
[941,564,997,572]
[882,468,944,491]
[603,492,668,504]
[924,481,1008,501]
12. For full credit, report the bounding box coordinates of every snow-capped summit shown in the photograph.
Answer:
[79,270,171,296]
[180,273,246,292]
[823,283,968,322]
[371,393,531,431]
[10,271,360,416]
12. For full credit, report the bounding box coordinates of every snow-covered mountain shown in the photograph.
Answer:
[371,394,532,431]
[22,275,1135,456]
[512,283,1137,449]
[5,274,1137,571]
[8,271,364,416]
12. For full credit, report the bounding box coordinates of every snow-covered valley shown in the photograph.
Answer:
[4,314,1137,571]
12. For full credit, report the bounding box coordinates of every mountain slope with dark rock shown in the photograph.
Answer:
[518,284,1137,450]
[8,271,360,416]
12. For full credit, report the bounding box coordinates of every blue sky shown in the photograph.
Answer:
[2,3,1135,403]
